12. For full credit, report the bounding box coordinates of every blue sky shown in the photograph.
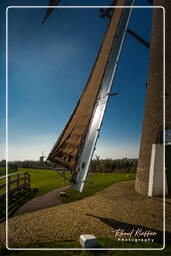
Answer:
[0,0,153,161]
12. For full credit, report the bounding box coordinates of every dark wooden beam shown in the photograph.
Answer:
[127,28,150,49]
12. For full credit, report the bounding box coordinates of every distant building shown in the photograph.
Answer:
[40,156,44,163]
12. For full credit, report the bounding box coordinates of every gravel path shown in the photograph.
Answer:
[1,180,171,247]
[14,185,70,216]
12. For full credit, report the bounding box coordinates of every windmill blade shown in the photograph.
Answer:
[42,0,62,24]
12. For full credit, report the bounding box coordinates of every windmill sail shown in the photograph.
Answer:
[42,0,62,23]
[47,0,134,190]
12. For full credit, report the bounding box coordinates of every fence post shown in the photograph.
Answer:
[8,176,11,192]
[23,173,26,190]
[8,176,11,201]
[17,173,19,188]
[27,174,30,189]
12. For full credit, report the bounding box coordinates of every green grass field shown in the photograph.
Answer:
[62,173,135,203]
[0,168,18,177]
[0,170,167,254]
[0,168,135,221]
[0,168,70,197]
[1,168,135,199]
[0,238,169,256]
[17,168,70,197]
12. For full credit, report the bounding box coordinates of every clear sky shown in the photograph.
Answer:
[0,0,153,161]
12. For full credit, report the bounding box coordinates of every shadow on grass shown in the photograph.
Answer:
[85,213,171,245]
[0,188,38,222]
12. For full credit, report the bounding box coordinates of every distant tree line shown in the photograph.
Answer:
[0,160,58,170]
[89,158,137,173]
[0,158,138,173]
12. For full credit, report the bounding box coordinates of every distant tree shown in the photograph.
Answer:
[89,158,137,173]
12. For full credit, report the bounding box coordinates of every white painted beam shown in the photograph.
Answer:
[148,144,168,197]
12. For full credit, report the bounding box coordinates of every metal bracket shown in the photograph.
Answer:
[107,92,118,96]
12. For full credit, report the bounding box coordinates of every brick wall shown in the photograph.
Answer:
[135,0,169,195]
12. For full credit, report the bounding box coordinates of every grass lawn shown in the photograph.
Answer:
[0,168,135,220]
[1,169,135,200]
[0,167,18,177]
[1,168,135,200]
[0,168,70,197]
[17,168,70,197]
[62,173,135,203]
[0,238,169,256]
[0,169,135,221]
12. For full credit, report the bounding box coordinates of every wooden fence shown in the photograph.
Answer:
[0,172,30,200]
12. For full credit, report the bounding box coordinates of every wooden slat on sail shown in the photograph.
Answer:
[47,0,125,180]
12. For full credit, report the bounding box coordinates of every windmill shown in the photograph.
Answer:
[39,151,47,163]
[41,0,167,196]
